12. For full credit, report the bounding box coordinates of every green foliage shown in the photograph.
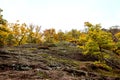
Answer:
[83,39,100,55]
[93,61,112,71]
[79,22,116,62]
[114,41,120,54]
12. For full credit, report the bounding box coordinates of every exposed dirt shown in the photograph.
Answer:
[0,43,120,80]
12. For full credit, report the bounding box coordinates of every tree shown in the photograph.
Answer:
[0,8,7,25]
[114,32,120,54]
[27,24,42,44]
[84,22,93,27]
[27,24,35,43]
[65,29,81,43]
[32,25,42,43]
[43,28,57,43]
[115,32,120,41]
[0,8,10,47]
[79,22,116,62]
[10,22,28,45]
[0,25,9,47]
[56,30,66,41]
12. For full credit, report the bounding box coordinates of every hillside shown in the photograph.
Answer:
[0,43,120,80]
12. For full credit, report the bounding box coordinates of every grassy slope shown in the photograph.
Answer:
[0,43,120,80]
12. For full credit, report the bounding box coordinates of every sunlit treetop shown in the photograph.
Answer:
[0,8,7,25]
[84,22,93,27]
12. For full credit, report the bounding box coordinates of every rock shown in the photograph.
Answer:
[0,44,120,79]
[79,65,88,71]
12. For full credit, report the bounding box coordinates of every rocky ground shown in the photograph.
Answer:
[0,43,120,80]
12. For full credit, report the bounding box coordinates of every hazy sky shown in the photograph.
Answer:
[0,0,120,31]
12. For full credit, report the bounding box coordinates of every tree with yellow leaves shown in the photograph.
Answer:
[0,9,10,47]
[79,22,116,62]
[43,28,57,43]
[10,22,28,46]
[114,32,120,54]
[27,24,42,43]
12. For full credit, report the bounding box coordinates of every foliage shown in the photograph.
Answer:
[9,22,28,45]
[27,24,42,43]
[0,9,9,47]
[93,61,112,71]
[56,30,66,41]
[0,9,7,25]
[79,22,116,62]
[43,28,57,43]
[115,32,120,41]
[0,25,9,47]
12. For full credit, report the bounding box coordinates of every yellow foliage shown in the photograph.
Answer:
[115,32,120,40]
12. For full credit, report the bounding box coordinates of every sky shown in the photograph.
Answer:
[0,0,120,31]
